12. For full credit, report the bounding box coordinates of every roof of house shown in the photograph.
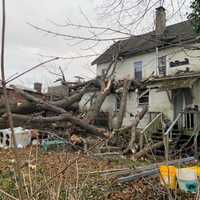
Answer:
[92,20,199,65]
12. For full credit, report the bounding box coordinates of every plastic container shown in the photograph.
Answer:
[159,166,177,189]
[188,166,200,176]
[176,167,198,193]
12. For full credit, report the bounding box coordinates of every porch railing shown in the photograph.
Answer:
[164,110,200,160]
[139,112,163,150]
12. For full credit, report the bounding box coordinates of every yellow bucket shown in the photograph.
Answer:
[188,166,200,177]
[160,166,177,189]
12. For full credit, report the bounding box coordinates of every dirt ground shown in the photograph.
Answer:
[0,147,197,200]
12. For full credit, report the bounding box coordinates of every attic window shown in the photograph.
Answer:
[138,89,149,105]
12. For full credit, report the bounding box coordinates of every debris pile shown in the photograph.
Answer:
[0,76,151,159]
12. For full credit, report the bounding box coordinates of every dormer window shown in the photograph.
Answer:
[134,61,143,81]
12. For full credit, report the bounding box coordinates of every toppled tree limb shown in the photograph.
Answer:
[0,101,40,115]
[116,79,132,129]
[65,79,95,90]
[132,141,164,160]
[86,80,113,121]
[123,106,148,154]
[9,113,108,138]
[114,106,148,135]
[51,85,91,109]
[11,86,110,138]
[13,86,67,114]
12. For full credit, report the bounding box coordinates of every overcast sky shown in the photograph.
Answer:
[0,0,100,90]
[0,0,190,91]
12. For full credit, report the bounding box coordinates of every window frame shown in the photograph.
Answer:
[134,61,143,81]
[158,55,167,75]
[138,89,149,106]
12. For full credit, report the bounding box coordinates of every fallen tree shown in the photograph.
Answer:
[7,113,108,138]
[132,141,164,160]
[116,79,132,129]
[11,86,110,138]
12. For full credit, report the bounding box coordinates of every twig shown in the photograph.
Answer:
[1,0,26,199]
[0,188,19,200]
[6,57,59,84]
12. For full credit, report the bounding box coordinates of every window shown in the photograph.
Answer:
[158,56,167,75]
[134,61,143,81]
[138,89,149,105]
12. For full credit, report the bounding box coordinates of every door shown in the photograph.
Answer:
[173,88,193,129]
[173,89,184,119]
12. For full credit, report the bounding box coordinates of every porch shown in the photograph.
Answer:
[139,110,200,155]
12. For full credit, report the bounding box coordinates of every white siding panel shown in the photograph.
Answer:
[149,89,173,120]
[96,44,200,81]
[79,93,116,113]
[192,80,200,109]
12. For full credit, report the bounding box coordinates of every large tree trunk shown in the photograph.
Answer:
[0,101,36,115]
[13,86,67,114]
[12,86,109,138]
[132,141,164,160]
[116,79,132,129]
[51,85,92,109]
[9,113,108,138]
[86,80,112,121]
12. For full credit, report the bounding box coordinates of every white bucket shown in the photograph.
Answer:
[176,167,198,193]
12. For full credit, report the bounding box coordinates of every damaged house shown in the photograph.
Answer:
[84,6,200,151]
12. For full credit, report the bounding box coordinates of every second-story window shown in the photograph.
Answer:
[158,56,167,76]
[134,61,143,81]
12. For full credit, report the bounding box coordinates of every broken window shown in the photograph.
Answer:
[138,89,149,105]
[158,56,167,76]
[134,61,143,81]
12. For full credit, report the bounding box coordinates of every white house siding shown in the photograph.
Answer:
[80,91,149,128]
[123,91,149,128]
[149,89,173,120]
[192,80,200,108]
[89,44,200,129]
[79,93,117,113]
[96,44,200,80]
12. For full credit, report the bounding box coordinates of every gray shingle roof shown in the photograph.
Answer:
[92,20,198,65]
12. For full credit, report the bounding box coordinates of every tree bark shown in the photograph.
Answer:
[132,141,164,160]
[13,86,66,114]
[86,80,112,121]
[9,113,108,138]
[123,106,148,154]
[0,101,40,115]
[11,87,110,138]
[116,79,132,129]
[51,85,91,108]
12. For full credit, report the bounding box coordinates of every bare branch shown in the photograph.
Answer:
[28,23,130,42]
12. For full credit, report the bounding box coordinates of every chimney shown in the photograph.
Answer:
[34,82,42,93]
[155,6,166,36]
